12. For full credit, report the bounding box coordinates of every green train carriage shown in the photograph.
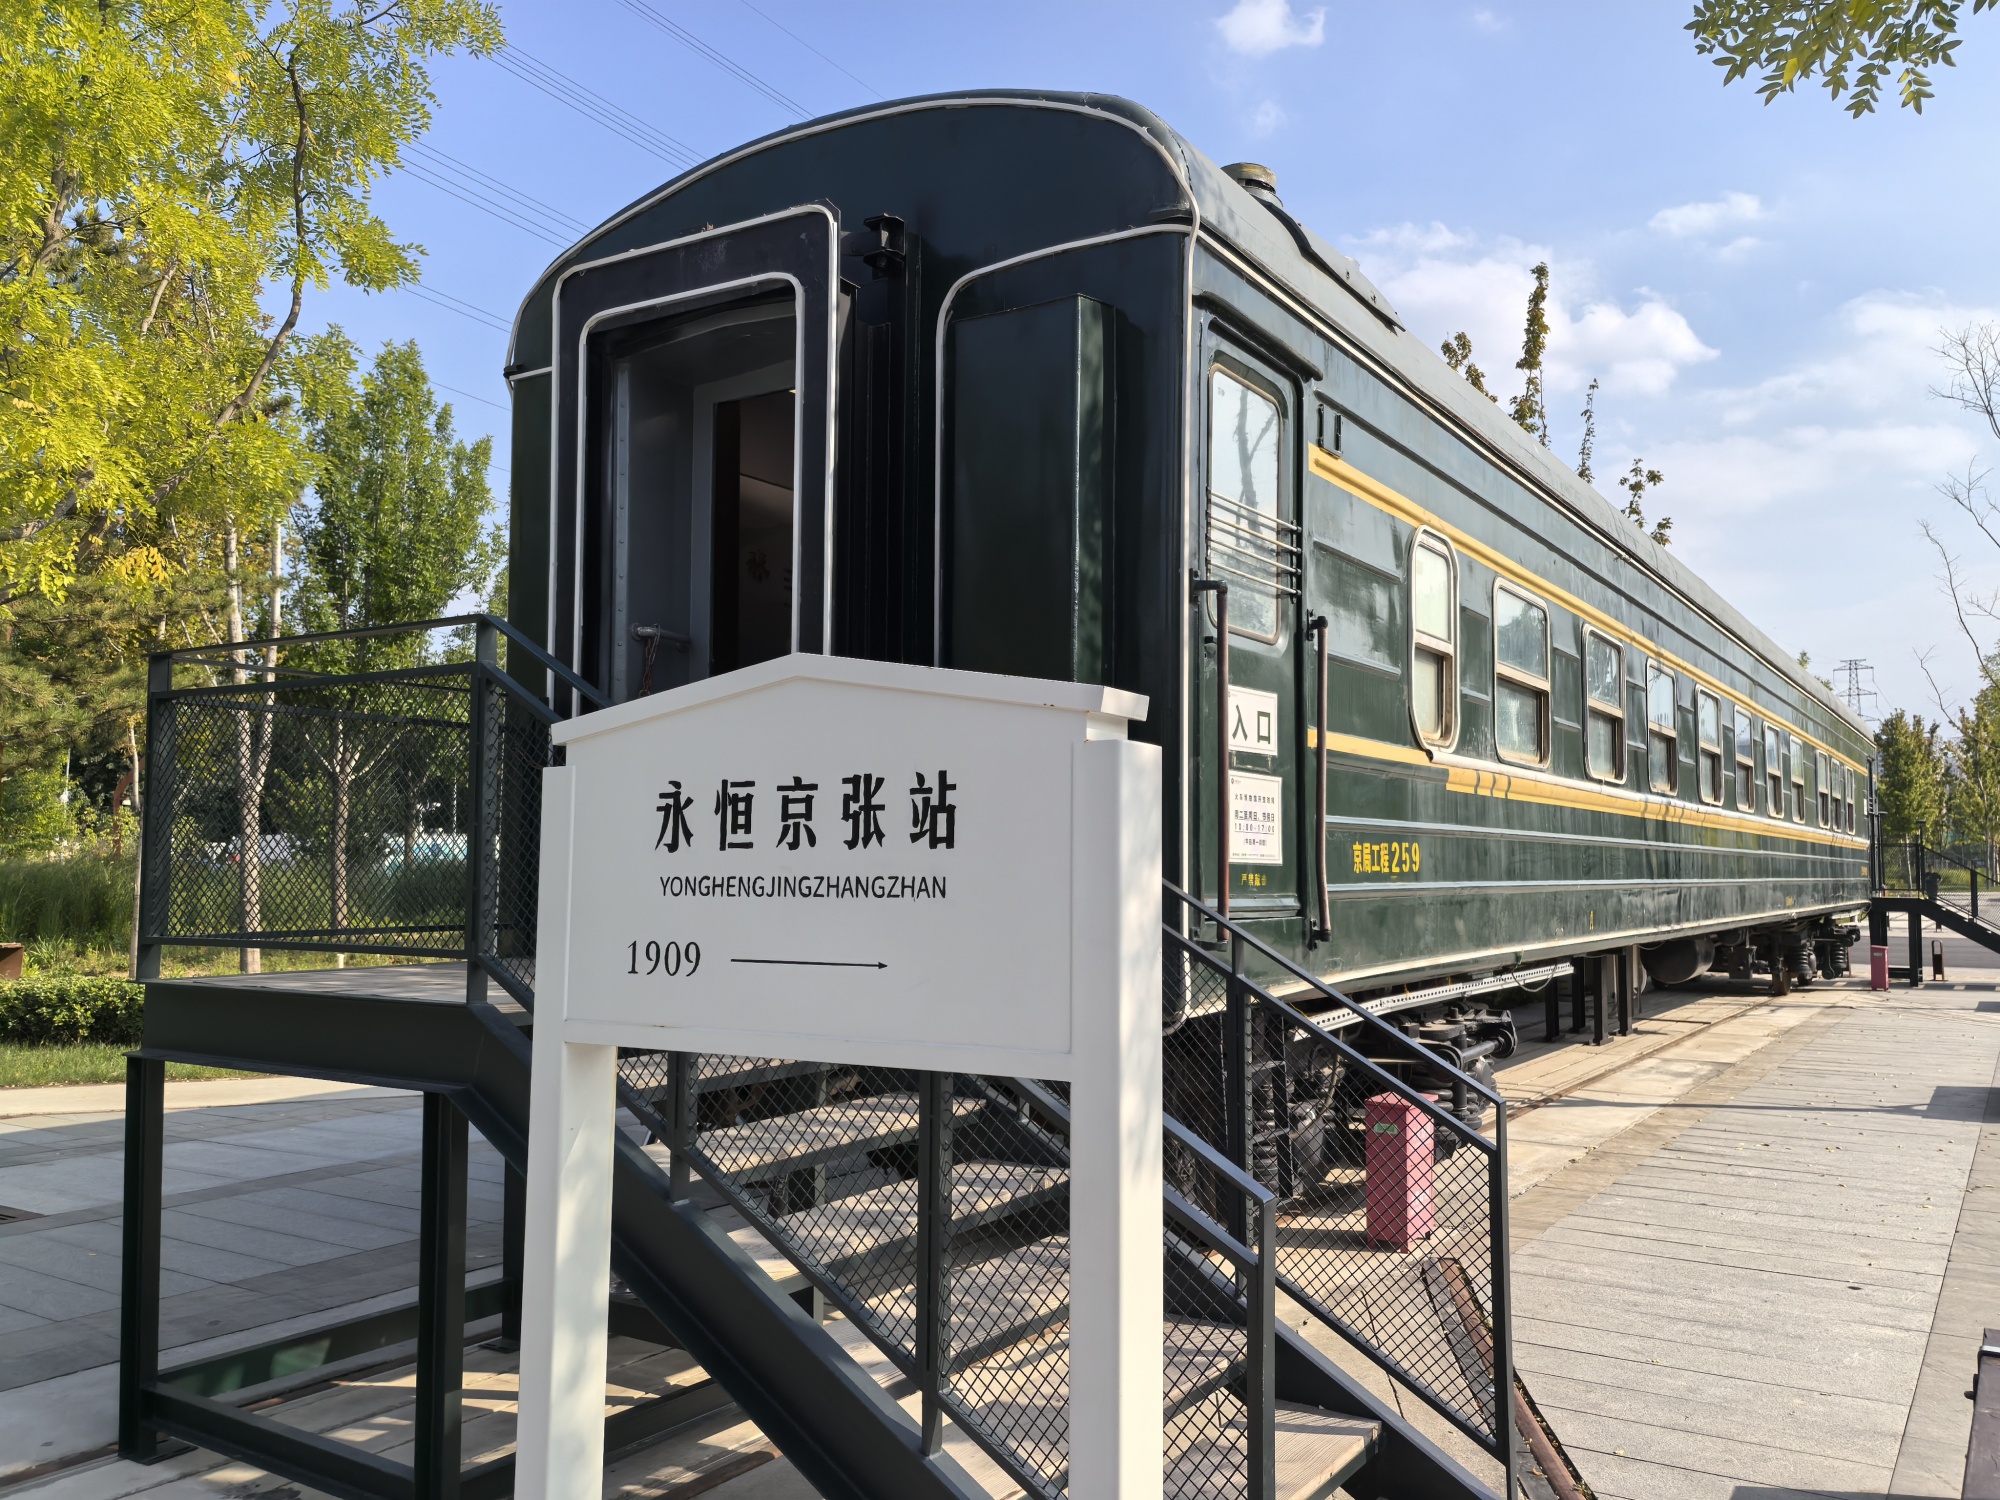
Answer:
[501,89,1870,1088]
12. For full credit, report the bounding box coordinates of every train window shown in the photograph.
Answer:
[1697,691,1723,804]
[1735,710,1755,810]
[1847,766,1858,831]
[1410,534,1457,746]
[1816,750,1831,826]
[1646,661,1677,793]
[1207,368,1292,642]
[1764,723,1783,816]
[1493,584,1550,765]
[1790,735,1806,822]
[1584,630,1624,782]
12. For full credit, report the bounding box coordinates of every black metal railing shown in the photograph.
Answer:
[136,615,605,1002]
[614,1057,1282,1498]
[1163,884,1514,1480]
[1881,834,1994,921]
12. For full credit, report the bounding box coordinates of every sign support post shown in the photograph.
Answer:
[1067,737,1164,1500]
[510,656,1160,1500]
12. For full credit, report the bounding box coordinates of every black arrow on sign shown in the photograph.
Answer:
[731,957,887,970]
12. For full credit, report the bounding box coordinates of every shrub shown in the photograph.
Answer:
[0,974,145,1045]
[0,854,135,948]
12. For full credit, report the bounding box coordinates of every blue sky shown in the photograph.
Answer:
[304,0,2000,721]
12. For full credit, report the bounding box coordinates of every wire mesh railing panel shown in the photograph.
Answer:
[620,1052,930,1361]
[153,675,473,953]
[943,1080,1073,1496]
[1162,914,1507,1459]
[1161,1163,1259,1500]
[485,676,556,997]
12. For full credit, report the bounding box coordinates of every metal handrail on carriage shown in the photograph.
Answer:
[1160,882,1515,1466]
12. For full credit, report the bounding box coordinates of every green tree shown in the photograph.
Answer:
[1877,708,1946,845]
[1510,262,1551,445]
[1618,461,1674,547]
[1689,0,1995,116]
[287,334,501,941]
[0,0,502,614]
[1440,332,1497,401]
[1945,680,2000,868]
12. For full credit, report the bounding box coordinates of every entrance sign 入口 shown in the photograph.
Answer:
[1227,684,1278,758]
[512,654,1165,1500]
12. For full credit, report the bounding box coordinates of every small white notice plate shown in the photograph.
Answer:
[1229,770,1284,865]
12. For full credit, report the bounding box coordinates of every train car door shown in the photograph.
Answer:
[550,206,838,702]
[1196,342,1306,923]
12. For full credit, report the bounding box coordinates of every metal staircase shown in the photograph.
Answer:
[1873,836,2000,977]
[119,618,1526,1500]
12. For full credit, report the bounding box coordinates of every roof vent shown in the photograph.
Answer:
[1223,162,1281,204]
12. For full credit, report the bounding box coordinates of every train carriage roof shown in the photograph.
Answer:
[506,89,1868,742]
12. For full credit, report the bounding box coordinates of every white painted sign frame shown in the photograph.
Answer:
[513,655,1164,1500]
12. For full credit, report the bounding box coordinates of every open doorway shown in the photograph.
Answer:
[709,389,795,675]
[588,289,797,699]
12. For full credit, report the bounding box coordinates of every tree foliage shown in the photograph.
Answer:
[289,333,500,663]
[1509,262,1551,445]
[1576,379,1599,484]
[0,0,501,612]
[1689,0,1996,115]
[1618,460,1674,547]
[1876,708,1946,843]
[1440,331,1496,401]
[0,0,501,840]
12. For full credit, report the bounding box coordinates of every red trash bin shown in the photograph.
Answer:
[1363,1093,1435,1251]
[1870,944,1889,990]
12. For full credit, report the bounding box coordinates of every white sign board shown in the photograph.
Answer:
[1230,769,1284,864]
[514,654,1166,1500]
[544,655,1148,1077]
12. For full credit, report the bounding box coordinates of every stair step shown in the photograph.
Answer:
[688,1093,995,1183]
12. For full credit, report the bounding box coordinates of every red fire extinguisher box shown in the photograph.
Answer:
[1364,1093,1436,1251]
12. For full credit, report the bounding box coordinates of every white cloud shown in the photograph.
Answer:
[1470,9,1506,32]
[1215,0,1326,57]
[1348,225,1716,398]
[1249,99,1284,136]
[1637,291,2000,712]
[1709,290,1982,422]
[1650,191,1764,238]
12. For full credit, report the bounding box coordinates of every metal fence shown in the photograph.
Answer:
[1163,884,1514,1474]
[615,1053,1281,1500]
[1879,833,1993,916]
[136,615,600,1002]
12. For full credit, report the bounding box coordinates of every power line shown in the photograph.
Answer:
[407,142,590,236]
[396,149,575,246]
[736,0,881,100]
[490,44,703,168]
[435,380,510,412]
[403,283,512,333]
[615,0,811,120]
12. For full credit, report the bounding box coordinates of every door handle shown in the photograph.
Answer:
[1308,613,1330,944]
[1191,576,1230,919]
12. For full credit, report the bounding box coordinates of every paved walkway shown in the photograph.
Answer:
[0,1079,503,1483]
[1503,972,2000,1500]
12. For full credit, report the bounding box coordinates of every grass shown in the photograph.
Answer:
[0,1042,256,1089]
[0,855,134,950]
